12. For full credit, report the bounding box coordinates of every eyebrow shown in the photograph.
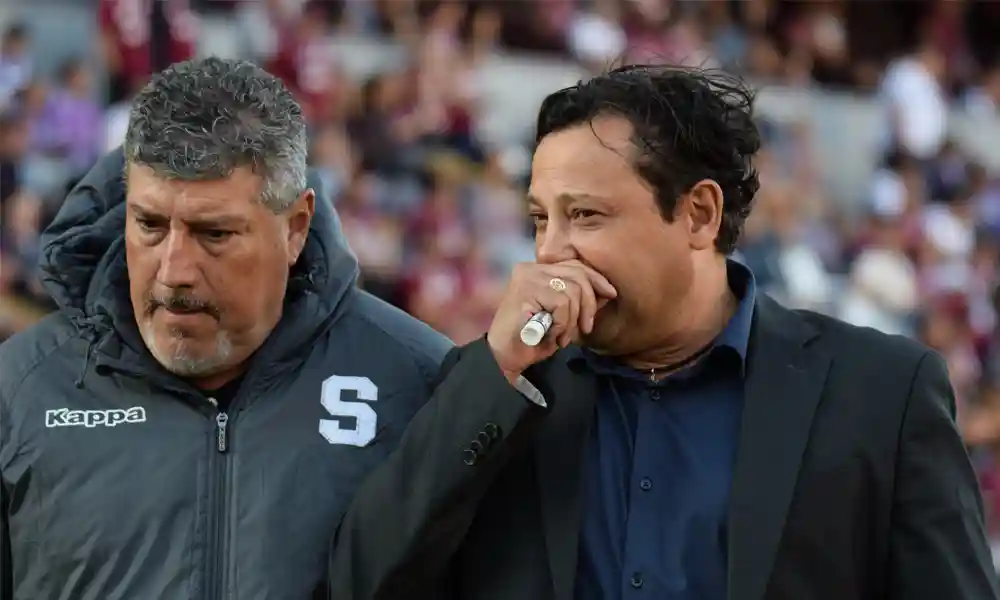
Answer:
[526,192,610,208]
[127,202,248,229]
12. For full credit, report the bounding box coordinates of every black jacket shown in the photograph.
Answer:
[329,295,1000,600]
[0,149,452,600]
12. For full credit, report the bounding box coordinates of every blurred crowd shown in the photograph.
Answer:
[0,0,999,551]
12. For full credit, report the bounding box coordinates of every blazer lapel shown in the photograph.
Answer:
[727,296,831,600]
[532,356,599,600]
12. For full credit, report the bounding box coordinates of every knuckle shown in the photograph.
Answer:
[567,270,590,288]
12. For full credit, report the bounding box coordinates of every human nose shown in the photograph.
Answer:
[157,229,200,289]
[535,220,577,265]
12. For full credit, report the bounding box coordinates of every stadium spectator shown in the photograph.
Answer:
[98,0,198,103]
[264,1,343,122]
[0,22,30,110]
[878,36,948,160]
[29,58,102,175]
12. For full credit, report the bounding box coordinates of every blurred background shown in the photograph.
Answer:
[0,0,998,570]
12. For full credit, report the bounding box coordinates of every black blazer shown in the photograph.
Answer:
[327,295,1000,600]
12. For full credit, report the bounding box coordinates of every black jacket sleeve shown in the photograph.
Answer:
[327,338,550,600]
[888,351,1000,599]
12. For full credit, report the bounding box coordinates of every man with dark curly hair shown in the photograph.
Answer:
[330,65,999,600]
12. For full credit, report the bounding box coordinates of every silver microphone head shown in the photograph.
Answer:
[519,311,553,346]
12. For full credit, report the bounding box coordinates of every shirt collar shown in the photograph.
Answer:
[718,257,756,369]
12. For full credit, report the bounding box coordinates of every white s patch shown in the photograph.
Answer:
[319,375,378,447]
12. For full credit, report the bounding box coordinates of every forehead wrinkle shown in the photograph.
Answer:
[537,120,635,171]
[532,152,633,204]
[128,168,266,221]
[129,187,229,215]
[532,137,657,216]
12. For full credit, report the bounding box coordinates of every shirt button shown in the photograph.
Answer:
[630,573,644,588]
[649,389,660,401]
[639,477,653,491]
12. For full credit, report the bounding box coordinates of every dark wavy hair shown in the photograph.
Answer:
[535,65,761,254]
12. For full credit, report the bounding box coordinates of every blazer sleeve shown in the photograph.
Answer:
[327,337,550,600]
[888,350,1000,600]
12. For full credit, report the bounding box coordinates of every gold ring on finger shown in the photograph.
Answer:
[549,277,568,292]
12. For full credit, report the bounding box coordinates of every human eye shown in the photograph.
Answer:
[570,208,601,222]
[202,229,235,242]
[135,217,164,234]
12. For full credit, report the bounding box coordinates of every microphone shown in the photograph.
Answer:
[519,311,553,346]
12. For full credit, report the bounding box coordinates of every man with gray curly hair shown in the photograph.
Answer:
[0,57,453,599]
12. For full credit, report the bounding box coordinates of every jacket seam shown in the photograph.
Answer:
[894,350,933,446]
[350,308,443,393]
[887,350,931,526]
[2,336,78,401]
[0,332,77,447]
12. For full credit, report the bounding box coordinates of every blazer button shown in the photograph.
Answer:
[630,573,644,589]
[462,448,478,466]
[476,431,491,448]
[484,422,501,440]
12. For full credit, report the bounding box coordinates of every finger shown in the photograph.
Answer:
[555,278,582,347]
[562,274,594,337]
[556,259,617,299]
[517,300,561,353]
[534,286,578,345]
[511,262,591,344]
[576,277,597,335]
[539,265,598,334]
[546,292,574,345]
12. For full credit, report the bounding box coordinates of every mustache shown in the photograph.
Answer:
[146,292,220,319]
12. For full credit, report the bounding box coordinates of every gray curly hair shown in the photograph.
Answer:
[123,57,308,213]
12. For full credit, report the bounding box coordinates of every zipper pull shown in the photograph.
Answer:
[216,412,229,453]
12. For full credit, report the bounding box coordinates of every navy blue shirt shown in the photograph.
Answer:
[572,261,756,600]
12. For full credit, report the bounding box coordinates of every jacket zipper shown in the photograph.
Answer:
[216,412,229,452]
[207,400,232,600]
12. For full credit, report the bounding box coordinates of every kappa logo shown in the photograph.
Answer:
[45,407,147,429]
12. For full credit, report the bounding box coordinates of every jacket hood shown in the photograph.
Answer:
[38,148,360,375]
